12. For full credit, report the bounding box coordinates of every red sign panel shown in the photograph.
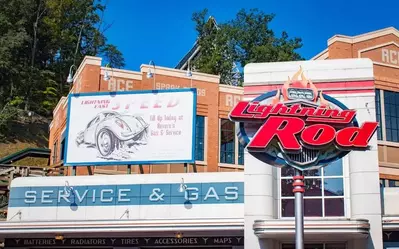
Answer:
[229,67,378,170]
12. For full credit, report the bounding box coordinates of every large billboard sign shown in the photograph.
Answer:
[64,89,196,166]
[229,66,378,170]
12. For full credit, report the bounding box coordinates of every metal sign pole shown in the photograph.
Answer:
[293,169,305,249]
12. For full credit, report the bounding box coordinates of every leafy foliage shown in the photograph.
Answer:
[191,8,303,85]
[0,104,19,140]
[0,0,124,122]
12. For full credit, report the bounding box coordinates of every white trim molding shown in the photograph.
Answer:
[140,64,220,84]
[311,48,329,60]
[52,97,67,115]
[312,27,399,60]
[378,140,399,148]
[328,27,399,46]
[0,218,244,237]
[73,56,102,83]
[357,41,399,56]
[219,85,244,94]
[100,67,142,80]
[73,56,102,80]
[383,216,399,230]
[253,219,370,240]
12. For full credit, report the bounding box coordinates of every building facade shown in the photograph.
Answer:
[49,56,244,175]
[2,27,399,249]
[1,58,384,249]
[242,59,381,249]
[313,27,399,180]
[312,27,399,249]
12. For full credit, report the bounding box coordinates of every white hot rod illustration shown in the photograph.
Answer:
[75,111,149,158]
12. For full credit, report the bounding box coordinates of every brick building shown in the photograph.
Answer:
[49,56,244,175]
[6,27,399,249]
[313,27,399,184]
[50,26,399,182]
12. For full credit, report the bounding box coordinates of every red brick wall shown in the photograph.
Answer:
[49,59,244,175]
[322,30,399,179]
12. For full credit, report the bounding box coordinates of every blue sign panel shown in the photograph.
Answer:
[9,182,244,208]
[384,242,399,249]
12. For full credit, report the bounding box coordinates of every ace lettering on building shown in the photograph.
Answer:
[382,48,399,66]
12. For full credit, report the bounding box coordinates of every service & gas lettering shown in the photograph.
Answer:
[23,185,240,204]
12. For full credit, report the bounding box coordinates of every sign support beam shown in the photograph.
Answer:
[293,169,305,249]
[192,162,197,173]
[87,166,93,175]
[139,164,144,174]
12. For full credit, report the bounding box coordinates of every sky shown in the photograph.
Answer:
[102,0,399,71]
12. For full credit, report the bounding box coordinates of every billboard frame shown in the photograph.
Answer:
[63,88,197,166]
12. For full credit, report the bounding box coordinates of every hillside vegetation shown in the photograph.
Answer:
[0,107,49,166]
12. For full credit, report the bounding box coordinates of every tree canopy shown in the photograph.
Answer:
[191,8,303,85]
[0,0,124,119]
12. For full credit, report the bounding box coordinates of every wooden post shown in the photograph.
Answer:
[87,166,93,175]
[192,162,197,173]
[139,164,144,174]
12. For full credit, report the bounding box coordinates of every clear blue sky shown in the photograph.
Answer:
[102,0,399,71]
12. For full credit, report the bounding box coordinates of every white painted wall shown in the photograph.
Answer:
[243,59,382,249]
[382,188,399,215]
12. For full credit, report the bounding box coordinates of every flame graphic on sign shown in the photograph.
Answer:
[271,66,329,107]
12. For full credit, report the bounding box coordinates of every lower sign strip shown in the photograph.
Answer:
[5,237,244,247]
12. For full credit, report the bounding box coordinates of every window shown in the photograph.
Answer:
[378,89,399,143]
[195,115,205,161]
[238,142,244,165]
[53,141,58,164]
[389,180,399,187]
[282,243,346,249]
[220,119,235,164]
[60,139,65,161]
[280,159,345,217]
[375,89,383,140]
[219,118,245,165]
[380,179,399,188]
[384,90,399,142]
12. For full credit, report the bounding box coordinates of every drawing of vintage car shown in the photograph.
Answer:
[75,111,149,157]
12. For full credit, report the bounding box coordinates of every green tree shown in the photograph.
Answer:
[0,0,125,119]
[191,8,303,85]
[191,10,237,85]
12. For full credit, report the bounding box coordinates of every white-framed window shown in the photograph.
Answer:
[375,89,399,142]
[219,118,244,165]
[280,159,345,217]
